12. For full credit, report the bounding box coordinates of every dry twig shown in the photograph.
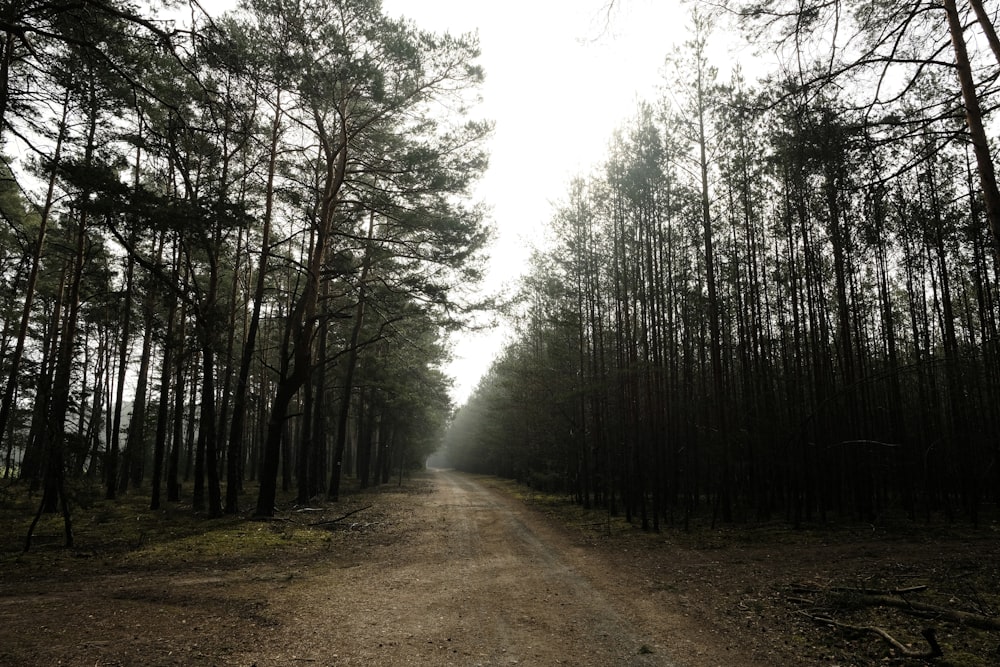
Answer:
[309,505,373,527]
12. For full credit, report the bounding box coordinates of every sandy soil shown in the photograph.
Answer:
[1,469,997,666]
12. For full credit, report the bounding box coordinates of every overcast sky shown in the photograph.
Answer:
[201,0,741,404]
[379,0,706,403]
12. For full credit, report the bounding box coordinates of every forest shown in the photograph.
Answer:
[1,0,490,541]
[3,0,1000,550]
[5,2,1000,664]
[441,2,1000,530]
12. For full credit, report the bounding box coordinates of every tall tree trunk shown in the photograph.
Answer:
[150,291,177,510]
[107,241,135,500]
[310,299,329,498]
[201,344,223,516]
[35,202,88,543]
[82,324,110,477]
[694,55,729,525]
[119,239,162,492]
[968,0,1000,66]
[34,68,101,540]
[297,355,315,504]
[944,0,1000,266]
[0,95,68,452]
[256,103,348,517]
[328,211,376,501]
[225,95,283,513]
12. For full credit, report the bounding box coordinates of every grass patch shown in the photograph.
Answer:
[0,474,424,580]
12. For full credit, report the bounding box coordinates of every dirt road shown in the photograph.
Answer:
[1,470,756,666]
[249,469,662,666]
[234,469,748,667]
[6,469,997,666]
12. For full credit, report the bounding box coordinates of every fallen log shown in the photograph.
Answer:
[831,585,929,596]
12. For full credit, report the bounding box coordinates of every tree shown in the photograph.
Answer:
[728,0,1000,264]
[449,2,1000,529]
[252,0,488,516]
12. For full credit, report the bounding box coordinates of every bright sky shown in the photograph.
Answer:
[379,0,702,404]
[197,0,728,404]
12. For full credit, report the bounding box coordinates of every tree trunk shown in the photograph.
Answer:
[119,259,159,492]
[0,96,68,452]
[329,212,376,501]
[150,294,177,510]
[225,95,283,512]
[944,0,1000,267]
[255,102,348,517]
[167,294,188,503]
[107,240,135,500]
[694,48,729,525]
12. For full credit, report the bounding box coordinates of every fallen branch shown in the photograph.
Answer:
[348,521,382,531]
[831,585,929,596]
[864,595,1000,632]
[310,505,373,527]
[798,610,943,659]
[787,596,817,605]
[791,583,928,597]
[789,585,1000,632]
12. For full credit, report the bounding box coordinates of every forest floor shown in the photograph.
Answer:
[1,470,999,666]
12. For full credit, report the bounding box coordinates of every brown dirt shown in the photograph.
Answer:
[1,470,998,666]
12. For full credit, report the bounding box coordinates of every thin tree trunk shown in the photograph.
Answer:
[329,211,377,502]
[151,284,178,510]
[119,239,162,492]
[695,53,729,525]
[107,241,135,500]
[310,300,329,497]
[0,95,68,452]
[968,0,1000,66]
[224,92,281,512]
[82,324,109,477]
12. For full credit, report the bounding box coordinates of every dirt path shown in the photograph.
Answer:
[237,469,690,666]
[7,469,994,665]
[1,469,747,667]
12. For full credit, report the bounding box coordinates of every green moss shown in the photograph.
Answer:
[0,481,345,575]
[130,523,326,565]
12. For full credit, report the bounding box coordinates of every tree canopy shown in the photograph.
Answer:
[1,0,489,540]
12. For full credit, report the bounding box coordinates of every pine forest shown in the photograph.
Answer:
[5,1,1000,664]
[2,0,999,539]
[442,4,1000,531]
[1,0,490,536]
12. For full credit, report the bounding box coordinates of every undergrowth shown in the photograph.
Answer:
[0,474,426,579]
